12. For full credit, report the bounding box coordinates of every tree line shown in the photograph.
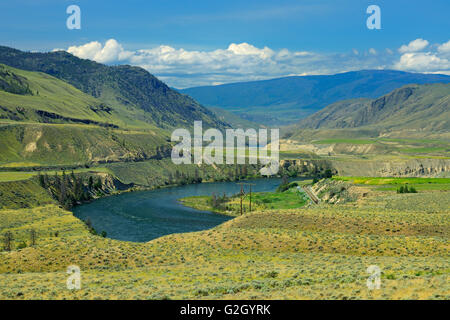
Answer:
[38,171,103,209]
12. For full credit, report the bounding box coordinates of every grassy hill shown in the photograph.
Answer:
[0,64,149,129]
[292,83,450,132]
[0,46,227,130]
[0,123,170,167]
[180,70,450,126]
[0,63,173,168]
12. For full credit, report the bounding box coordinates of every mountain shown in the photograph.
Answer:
[0,63,173,166]
[0,63,130,128]
[290,83,450,134]
[207,107,264,129]
[0,46,226,130]
[180,70,450,126]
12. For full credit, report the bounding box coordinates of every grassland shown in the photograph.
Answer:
[333,176,450,192]
[0,177,448,300]
[333,176,450,185]
[282,136,450,160]
[0,167,112,182]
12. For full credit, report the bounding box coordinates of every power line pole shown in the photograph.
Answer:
[236,182,256,215]
[30,229,37,246]
[240,184,243,215]
[249,185,252,212]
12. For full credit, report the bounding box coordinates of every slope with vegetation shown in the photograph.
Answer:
[293,83,450,132]
[0,46,226,130]
[0,45,448,301]
[181,70,450,125]
[0,177,448,299]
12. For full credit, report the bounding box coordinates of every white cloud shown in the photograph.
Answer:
[67,39,132,64]
[398,38,429,53]
[394,39,450,74]
[438,40,450,53]
[61,38,450,88]
[394,52,450,72]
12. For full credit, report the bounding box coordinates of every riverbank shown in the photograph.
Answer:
[1,178,448,299]
[179,179,312,216]
[72,177,292,242]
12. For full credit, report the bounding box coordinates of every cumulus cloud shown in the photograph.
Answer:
[61,38,450,88]
[67,39,132,64]
[438,40,450,54]
[394,39,450,74]
[398,38,429,53]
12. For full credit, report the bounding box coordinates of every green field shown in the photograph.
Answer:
[333,176,450,185]
[314,139,377,145]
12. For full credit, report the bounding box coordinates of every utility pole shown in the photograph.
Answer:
[236,182,256,215]
[240,184,243,215]
[249,185,252,212]
[30,229,37,246]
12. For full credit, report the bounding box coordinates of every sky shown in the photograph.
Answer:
[0,0,449,88]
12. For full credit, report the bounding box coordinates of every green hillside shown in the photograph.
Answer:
[293,83,450,132]
[0,123,169,167]
[0,64,154,129]
[0,46,227,130]
[0,63,173,168]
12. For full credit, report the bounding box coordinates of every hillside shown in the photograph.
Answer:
[208,106,264,129]
[0,64,144,128]
[0,46,226,130]
[180,70,450,126]
[293,83,450,132]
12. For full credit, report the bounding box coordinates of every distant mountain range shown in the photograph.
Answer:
[180,70,450,126]
[0,46,226,130]
[285,83,449,140]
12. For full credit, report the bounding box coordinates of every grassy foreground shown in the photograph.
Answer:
[0,178,448,300]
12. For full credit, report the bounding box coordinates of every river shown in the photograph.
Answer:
[73,178,288,242]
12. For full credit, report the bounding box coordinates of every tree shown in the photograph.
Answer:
[94,177,102,190]
[3,232,13,251]
[30,229,37,246]
[59,174,68,207]
[277,175,290,192]
[211,193,217,208]
[54,172,61,189]
[38,172,46,188]
[242,165,248,178]
[85,218,93,229]
[73,176,84,201]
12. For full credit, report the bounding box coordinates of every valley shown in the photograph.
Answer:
[0,45,448,301]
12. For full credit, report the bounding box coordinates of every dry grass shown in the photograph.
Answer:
[0,188,448,300]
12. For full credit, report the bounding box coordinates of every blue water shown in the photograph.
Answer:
[73,178,286,242]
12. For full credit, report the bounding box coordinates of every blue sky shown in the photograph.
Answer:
[1,0,449,87]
